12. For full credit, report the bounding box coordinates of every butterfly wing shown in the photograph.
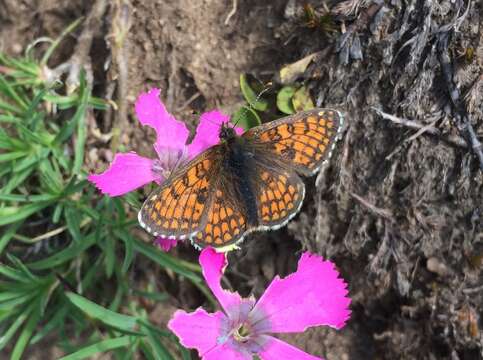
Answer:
[253,165,305,229]
[243,109,343,176]
[139,108,343,249]
[191,165,305,249]
[190,185,248,250]
[138,147,222,239]
[190,156,306,249]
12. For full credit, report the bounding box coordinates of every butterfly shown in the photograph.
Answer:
[138,109,344,251]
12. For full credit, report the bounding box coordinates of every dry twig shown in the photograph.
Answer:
[108,0,132,152]
[437,32,483,170]
[350,192,393,220]
[224,0,238,25]
[372,107,468,148]
[65,0,108,92]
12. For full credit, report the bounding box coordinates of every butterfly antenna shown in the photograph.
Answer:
[231,82,272,129]
[191,107,223,128]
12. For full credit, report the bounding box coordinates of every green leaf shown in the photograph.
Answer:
[72,73,90,174]
[131,290,168,303]
[122,191,142,211]
[54,115,79,145]
[131,238,202,283]
[0,293,36,311]
[104,235,115,278]
[27,233,97,270]
[276,86,296,114]
[0,290,30,302]
[0,221,23,255]
[52,202,63,223]
[40,18,83,66]
[0,201,52,226]
[0,310,30,350]
[31,306,69,344]
[58,336,134,360]
[25,87,51,122]
[13,147,49,172]
[0,99,23,114]
[38,158,63,194]
[65,292,137,332]
[0,264,31,282]
[0,193,57,202]
[0,151,26,162]
[15,122,49,147]
[64,206,82,242]
[6,254,39,283]
[0,114,20,123]
[231,106,261,130]
[0,75,28,111]
[239,74,268,111]
[119,232,134,274]
[140,321,174,360]
[10,305,41,360]
[1,163,36,194]
[139,340,157,360]
[292,86,314,112]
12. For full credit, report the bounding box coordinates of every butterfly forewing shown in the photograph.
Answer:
[138,148,221,239]
[244,109,343,175]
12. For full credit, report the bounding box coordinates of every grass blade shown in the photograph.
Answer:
[58,336,134,360]
[10,305,41,360]
[0,201,53,226]
[72,74,89,174]
[65,292,137,332]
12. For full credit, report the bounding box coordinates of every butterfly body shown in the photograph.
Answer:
[138,109,344,251]
[220,127,261,227]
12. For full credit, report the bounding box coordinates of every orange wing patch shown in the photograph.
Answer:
[191,189,247,249]
[249,109,342,175]
[257,169,305,228]
[138,156,214,239]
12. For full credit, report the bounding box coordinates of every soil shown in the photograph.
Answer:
[1,0,482,359]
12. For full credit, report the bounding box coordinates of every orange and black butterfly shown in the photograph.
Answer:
[138,109,344,251]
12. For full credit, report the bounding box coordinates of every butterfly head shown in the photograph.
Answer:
[219,122,237,143]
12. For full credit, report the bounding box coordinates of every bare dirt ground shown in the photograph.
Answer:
[1,0,482,359]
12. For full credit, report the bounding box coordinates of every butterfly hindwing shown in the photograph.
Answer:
[191,186,248,249]
[191,164,305,249]
[255,166,305,229]
[244,109,343,176]
[138,148,221,239]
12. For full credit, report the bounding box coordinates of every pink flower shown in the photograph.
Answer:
[88,88,238,196]
[168,248,351,359]
[155,237,178,252]
[88,88,242,250]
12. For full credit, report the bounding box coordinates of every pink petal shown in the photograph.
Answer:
[168,308,225,356]
[155,237,178,252]
[258,336,323,360]
[252,252,351,333]
[200,248,245,315]
[203,343,252,360]
[187,111,244,158]
[88,152,160,197]
[135,88,189,158]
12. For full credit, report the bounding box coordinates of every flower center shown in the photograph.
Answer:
[233,322,252,343]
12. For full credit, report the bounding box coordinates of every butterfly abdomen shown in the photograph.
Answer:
[224,139,259,227]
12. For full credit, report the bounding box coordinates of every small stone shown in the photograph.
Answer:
[426,257,449,277]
